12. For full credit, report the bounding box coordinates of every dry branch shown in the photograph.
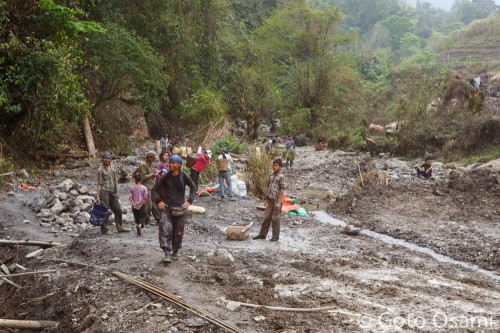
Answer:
[221,298,338,312]
[0,240,61,247]
[0,277,21,289]
[0,319,58,330]
[3,270,56,278]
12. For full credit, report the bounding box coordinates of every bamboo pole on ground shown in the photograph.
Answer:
[0,240,61,247]
[1,270,56,278]
[0,319,58,330]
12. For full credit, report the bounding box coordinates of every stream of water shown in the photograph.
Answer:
[313,211,500,281]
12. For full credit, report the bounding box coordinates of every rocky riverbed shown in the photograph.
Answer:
[0,146,499,333]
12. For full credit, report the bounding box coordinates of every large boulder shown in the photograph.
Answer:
[207,248,234,266]
[58,179,74,192]
[478,158,500,172]
[382,159,409,170]
[50,203,66,215]
[385,122,399,134]
[293,134,311,147]
[367,124,385,136]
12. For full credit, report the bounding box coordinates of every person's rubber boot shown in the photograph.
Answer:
[136,225,141,236]
[172,252,179,261]
[252,234,266,240]
[161,253,173,264]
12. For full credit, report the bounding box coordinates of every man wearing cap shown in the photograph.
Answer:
[96,152,130,234]
[138,151,160,224]
[152,155,196,263]
[190,149,211,191]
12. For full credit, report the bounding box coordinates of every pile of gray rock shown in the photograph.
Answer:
[28,179,97,231]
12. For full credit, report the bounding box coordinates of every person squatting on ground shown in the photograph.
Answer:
[96,151,130,235]
[285,135,296,169]
[138,151,159,224]
[417,158,433,178]
[217,148,234,200]
[153,155,196,263]
[364,136,376,158]
[190,149,211,191]
[160,134,169,152]
[129,172,148,235]
[253,158,286,242]
[315,138,326,151]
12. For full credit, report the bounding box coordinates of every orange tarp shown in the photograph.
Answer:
[256,194,301,213]
[21,183,36,190]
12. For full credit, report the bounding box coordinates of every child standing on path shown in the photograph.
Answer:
[363,136,376,158]
[253,158,286,242]
[129,172,148,235]
[285,135,296,169]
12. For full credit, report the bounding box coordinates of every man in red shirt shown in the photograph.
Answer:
[190,149,211,191]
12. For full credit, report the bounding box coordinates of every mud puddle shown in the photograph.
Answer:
[314,211,500,281]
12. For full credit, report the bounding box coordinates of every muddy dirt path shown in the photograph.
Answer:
[1,147,499,333]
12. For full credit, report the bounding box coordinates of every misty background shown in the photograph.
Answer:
[403,0,500,10]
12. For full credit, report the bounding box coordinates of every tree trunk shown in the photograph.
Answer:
[82,117,96,157]
[310,108,319,127]
[245,111,253,139]
[252,111,260,141]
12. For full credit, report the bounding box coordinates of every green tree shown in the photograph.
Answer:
[414,1,450,39]
[84,23,167,114]
[0,0,104,150]
[250,1,355,129]
[381,15,416,50]
[451,0,497,24]
[399,32,421,58]
[332,0,404,36]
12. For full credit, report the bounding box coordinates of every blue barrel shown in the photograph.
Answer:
[90,203,108,226]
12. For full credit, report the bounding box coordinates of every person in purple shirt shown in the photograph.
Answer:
[156,151,170,181]
[129,172,148,235]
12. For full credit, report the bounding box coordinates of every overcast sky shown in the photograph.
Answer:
[403,0,500,10]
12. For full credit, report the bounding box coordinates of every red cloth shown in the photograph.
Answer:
[197,187,216,196]
[21,183,36,190]
[192,153,210,172]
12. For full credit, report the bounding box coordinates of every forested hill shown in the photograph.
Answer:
[1,0,499,168]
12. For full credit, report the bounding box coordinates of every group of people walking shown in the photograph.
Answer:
[95,130,432,266]
[94,132,247,264]
[94,139,289,264]
[95,149,197,263]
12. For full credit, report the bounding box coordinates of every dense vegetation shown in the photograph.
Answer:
[1,0,499,165]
